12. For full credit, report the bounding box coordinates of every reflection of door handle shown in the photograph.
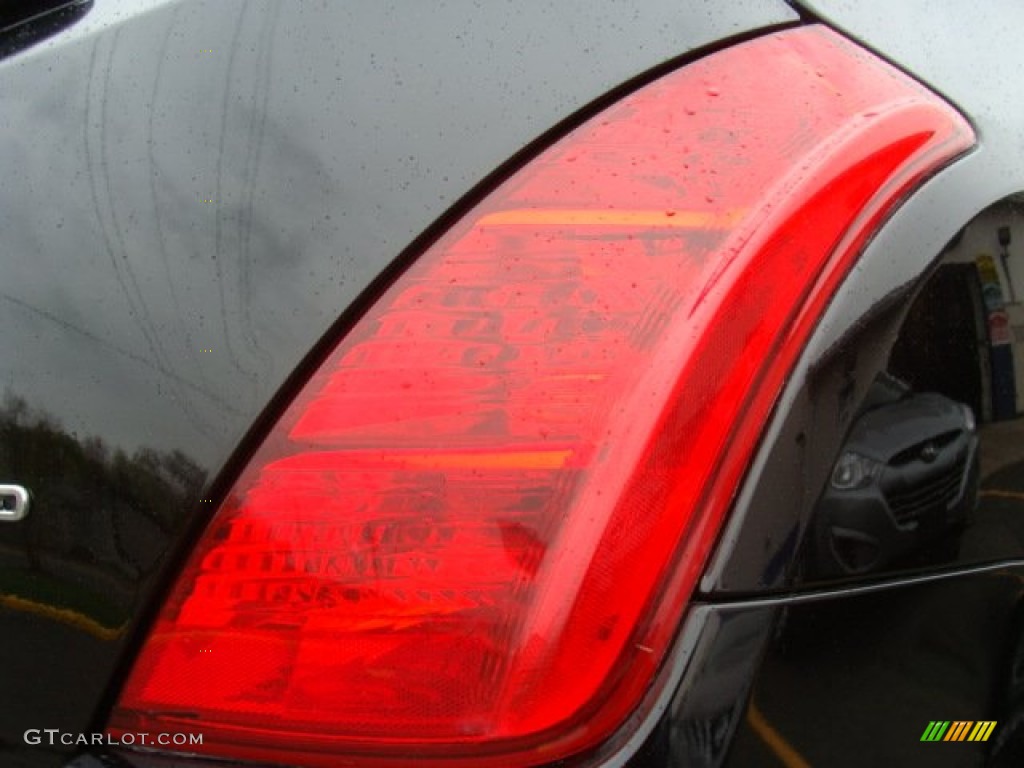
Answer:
[0,485,30,521]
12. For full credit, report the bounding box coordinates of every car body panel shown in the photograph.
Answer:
[687,567,1024,768]
[7,2,1024,767]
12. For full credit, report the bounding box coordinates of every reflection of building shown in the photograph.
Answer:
[890,262,989,419]
[923,200,1024,421]
[976,253,1016,420]
[1010,302,1024,408]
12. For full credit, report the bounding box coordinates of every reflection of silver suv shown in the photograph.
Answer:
[811,373,979,577]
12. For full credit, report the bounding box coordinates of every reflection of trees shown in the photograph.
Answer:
[0,392,205,582]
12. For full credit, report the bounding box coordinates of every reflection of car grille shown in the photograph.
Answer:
[885,458,966,525]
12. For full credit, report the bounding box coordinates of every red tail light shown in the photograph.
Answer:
[108,26,972,767]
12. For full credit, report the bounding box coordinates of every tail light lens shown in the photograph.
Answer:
[108,26,972,767]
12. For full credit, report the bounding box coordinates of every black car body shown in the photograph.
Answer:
[3,1,1024,767]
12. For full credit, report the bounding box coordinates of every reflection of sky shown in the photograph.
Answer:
[0,0,793,468]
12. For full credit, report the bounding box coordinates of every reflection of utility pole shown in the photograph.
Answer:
[998,226,1017,302]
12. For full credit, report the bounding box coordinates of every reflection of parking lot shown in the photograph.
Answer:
[738,418,1024,766]
[730,569,1024,768]
[979,417,1024,480]
[958,416,1024,564]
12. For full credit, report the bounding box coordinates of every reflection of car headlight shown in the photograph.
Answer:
[961,403,976,432]
[831,452,882,490]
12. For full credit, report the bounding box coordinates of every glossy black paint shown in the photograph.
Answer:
[0,1,801,765]
[0,1,92,60]
[7,1,1024,767]
[612,566,1024,768]
[722,568,1024,767]
[628,606,777,768]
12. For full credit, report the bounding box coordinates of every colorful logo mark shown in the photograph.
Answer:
[921,721,997,742]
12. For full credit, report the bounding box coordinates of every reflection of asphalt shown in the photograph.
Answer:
[983,459,1024,494]
[736,450,1024,767]
[0,544,135,763]
[0,608,115,763]
[0,541,135,630]
[735,571,1023,768]
[959,459,1024,564]
[979,418,1024,480]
